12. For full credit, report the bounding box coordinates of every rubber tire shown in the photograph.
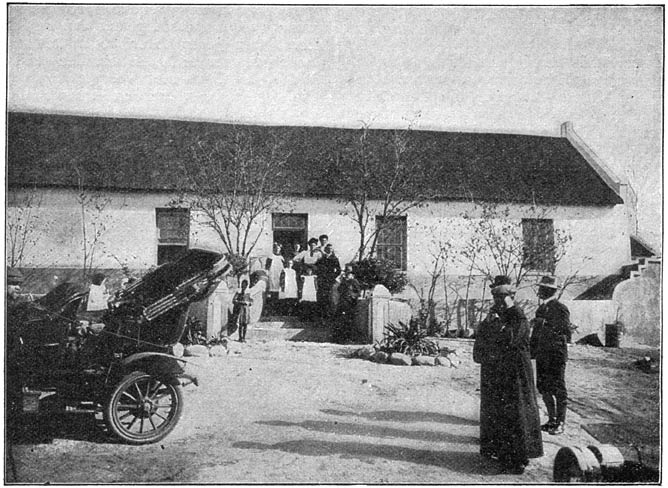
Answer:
[103,371,183,445]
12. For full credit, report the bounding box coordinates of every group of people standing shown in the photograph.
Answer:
[473,274,571,475]
[230,234,362,343]
[265,234,344,320]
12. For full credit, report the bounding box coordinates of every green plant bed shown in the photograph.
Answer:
[350,258,408,293]
[375,319,460,358]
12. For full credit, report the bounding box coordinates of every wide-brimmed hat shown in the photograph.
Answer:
[536,275,559,289]
[7,268,24,286]
[489,275,512,289]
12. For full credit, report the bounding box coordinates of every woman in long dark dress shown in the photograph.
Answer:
[316,243,341,318]
[473,278,543,474]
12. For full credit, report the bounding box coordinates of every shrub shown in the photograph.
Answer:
[376,319,440,357]
[351,258,408,293]
[181,316,207,345]
[181,316,228,346]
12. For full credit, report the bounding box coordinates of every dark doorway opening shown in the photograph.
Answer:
[274,230,306,257]
[272,213,308,259]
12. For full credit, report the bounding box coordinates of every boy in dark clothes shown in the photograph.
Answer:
[232,280,253,342]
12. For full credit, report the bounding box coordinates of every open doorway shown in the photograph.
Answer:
[272,213,308,258]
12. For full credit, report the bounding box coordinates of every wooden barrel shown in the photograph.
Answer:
[587,444,625,480]
[553,446,602,482]
[555,445,660,483]
[590,444,659,483]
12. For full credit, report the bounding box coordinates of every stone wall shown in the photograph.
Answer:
[612,260,661,346]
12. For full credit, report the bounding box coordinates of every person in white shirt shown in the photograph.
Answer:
[279,259,299,315]
[87,273,110,312]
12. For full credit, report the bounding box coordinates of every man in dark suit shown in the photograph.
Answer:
[530,275,571,435]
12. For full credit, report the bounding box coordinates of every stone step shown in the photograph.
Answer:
[258,315,321,328]
[248,326,332,343]
[249,315,332,342]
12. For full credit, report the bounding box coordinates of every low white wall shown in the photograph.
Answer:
[565,299,617,342]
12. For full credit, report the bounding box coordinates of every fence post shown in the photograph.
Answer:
[369,285,391,344]
[206,280,230,338]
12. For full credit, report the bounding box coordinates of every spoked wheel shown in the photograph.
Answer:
[104,371,183,445]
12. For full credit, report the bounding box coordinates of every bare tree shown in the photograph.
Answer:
[174,126,292,261]
[6,187,45,268]
[73,165,113,278]
[324,119,436,261]
[458,200,573,288]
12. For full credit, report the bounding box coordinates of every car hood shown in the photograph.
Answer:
[115,248,226,307]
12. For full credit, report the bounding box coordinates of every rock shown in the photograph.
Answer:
[412,355,436,366]
[184,345,209,357]
[389,353,412,366]
[209,345,228,357]
[357,346,375,360]
[373,351,389,363]
[435,356,453,367]
[634,356,659,373]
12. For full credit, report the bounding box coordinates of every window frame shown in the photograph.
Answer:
[521,218,555,273]
[156,207,190,265]
[375,215,408,271]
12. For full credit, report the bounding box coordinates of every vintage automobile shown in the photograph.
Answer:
[7,248,231,445]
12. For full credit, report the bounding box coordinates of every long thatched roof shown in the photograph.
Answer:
[7,111,623,206]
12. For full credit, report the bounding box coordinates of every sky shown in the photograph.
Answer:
[6,5,664,250]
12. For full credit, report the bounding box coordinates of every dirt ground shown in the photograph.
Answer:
[6,338,661,484]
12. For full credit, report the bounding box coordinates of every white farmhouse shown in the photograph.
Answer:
[7,112,659,344]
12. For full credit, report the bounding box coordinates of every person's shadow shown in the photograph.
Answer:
[320,409,479,425]
[233,438,498,476]
[242,408,496,477]
[257,419,478,444]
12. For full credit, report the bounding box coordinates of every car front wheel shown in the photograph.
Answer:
[103,371,183,445]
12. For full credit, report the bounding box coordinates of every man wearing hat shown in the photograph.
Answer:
[473,275,543,474]
[7,268,24,309]
[530,275,571,435]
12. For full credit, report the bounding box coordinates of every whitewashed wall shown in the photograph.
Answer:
[8,188,630,282]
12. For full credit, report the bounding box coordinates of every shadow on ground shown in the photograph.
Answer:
[233,439,499,476]
[258,419,478,444]
[7,413,114,445]
[321,409,478,425]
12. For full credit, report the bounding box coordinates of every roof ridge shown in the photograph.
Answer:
[7,110,560,138]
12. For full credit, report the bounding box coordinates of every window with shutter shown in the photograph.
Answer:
[522,218,555,273]
[375,216,407,271]
[156,208,190,265]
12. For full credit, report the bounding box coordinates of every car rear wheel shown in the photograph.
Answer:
[103,371,183,445]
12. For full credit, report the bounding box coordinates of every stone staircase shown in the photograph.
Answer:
[249,315,332,342]
[621,256,662,280]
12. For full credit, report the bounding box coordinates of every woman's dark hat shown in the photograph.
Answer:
[491,284,515,296]
[308,238,319,245]
[536,275,559,289]
[489,275,511,289]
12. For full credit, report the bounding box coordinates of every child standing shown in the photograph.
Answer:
[232,280,253,342]
[279,259,299,315]
[300,267,318,320]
